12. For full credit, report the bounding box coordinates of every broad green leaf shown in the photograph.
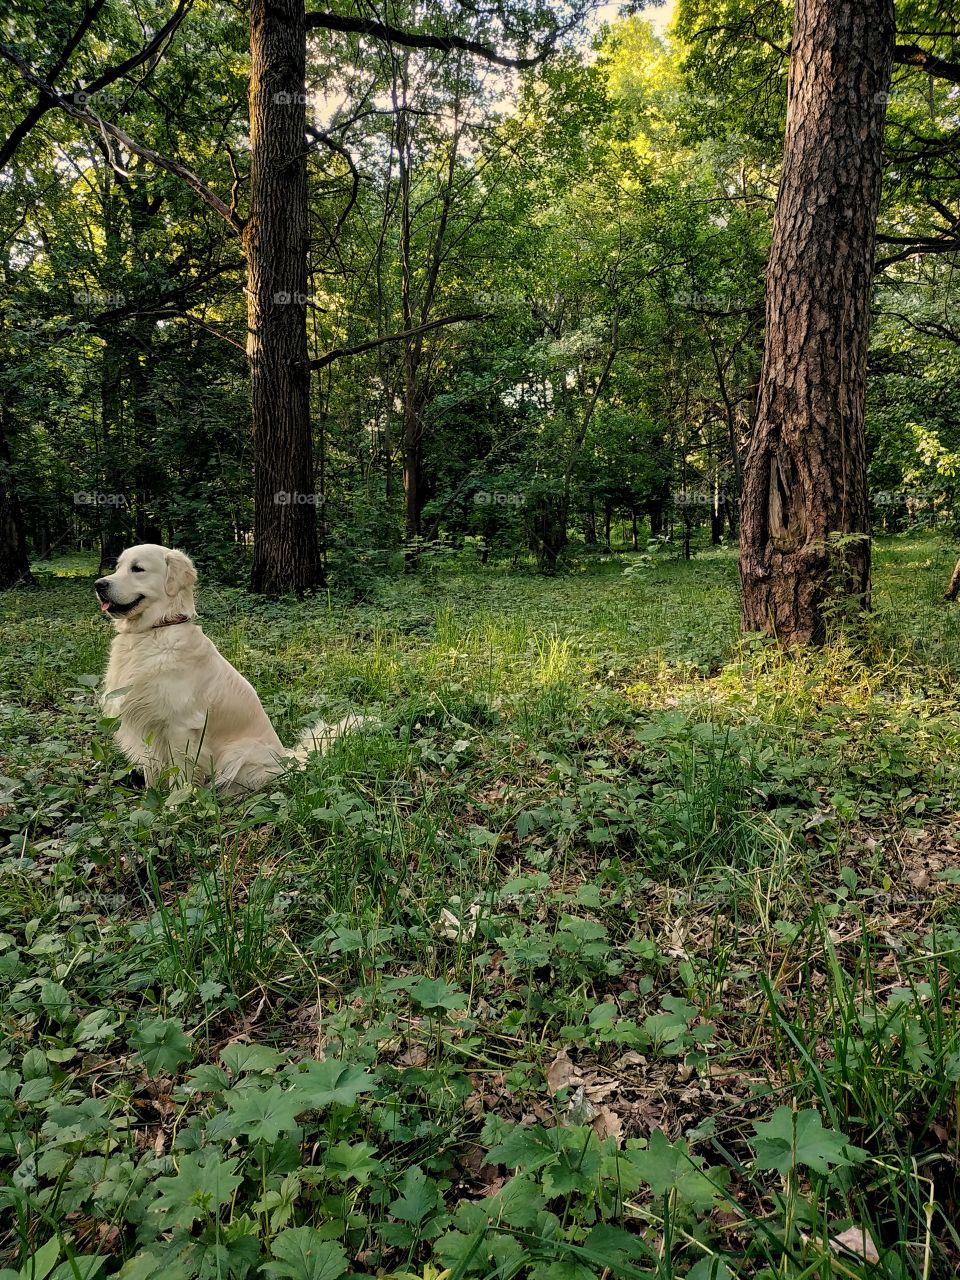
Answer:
[186,1064,230,1092]
[262,1229,348,1280]
[541,1131,601,1197]
[21,1049,48,1081]
[288,1059,375,1108]
[496,1173,545,1229]
[50,1259,105,1280]
[16,1236,59,1280]
[581,1224,650,1267]
[220,1044,286,1075]
[407,977,467,1011]
[323,1140,381,1183]
[117,1248,193,1280]
[624,1130,722,1213]
[390,1165,441,1226]
[642,996,698,1051]
[224,1084,302,1143]
[149,1149,242,1228]
[751,1107,860,1176]
[40,982,72,1025]
[73,1009,119,1050]
[485,1124,561,1173]
[130,1018,192,1077]
[687,1257,733,1280]
[528,1261,594,1280]
[18,1078,52,1104]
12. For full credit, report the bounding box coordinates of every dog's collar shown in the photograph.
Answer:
[152,614,193,630]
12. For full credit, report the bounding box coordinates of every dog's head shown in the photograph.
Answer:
[95,544,197,631]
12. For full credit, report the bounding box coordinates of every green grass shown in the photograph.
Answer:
[2,534,960,1278]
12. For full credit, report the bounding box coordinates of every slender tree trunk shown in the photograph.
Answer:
[98,334,128,571]
[402,358,423,552]
[739,0,894,643]
[0,404,33,588]
[585,505,597,545]
[711,477,724,544]
[96,172,129,571]
[945,557,960,601]
[394,68,460,567]
[246,0,322,594]
[127,329,163,543]
[711,505,724,545]
[396,86,421,567]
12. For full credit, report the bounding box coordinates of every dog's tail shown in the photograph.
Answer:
[288,713,373,764]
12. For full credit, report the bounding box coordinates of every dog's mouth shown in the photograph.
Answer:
[98,594,146,616]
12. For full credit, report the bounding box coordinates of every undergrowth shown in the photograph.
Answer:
[1,535,959,1278]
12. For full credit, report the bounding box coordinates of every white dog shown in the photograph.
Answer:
[96,543,363,793]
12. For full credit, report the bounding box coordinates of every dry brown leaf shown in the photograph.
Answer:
[396,1045,429,1068]
[463,1089,484,1117]
[665,919,689,959]
[546,1048,579,1095]
[827,1225,880,1264]
[592,1106,623,1145]
[582,1074,619,1103]
[615,1050,647,1070]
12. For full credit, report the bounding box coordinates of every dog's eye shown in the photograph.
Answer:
[131,565,144,573]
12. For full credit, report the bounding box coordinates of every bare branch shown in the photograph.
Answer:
[304,9,570,69]
[875,231,960,267]
[880,310,960,345]
[0,41,243,235]
[305,124,359,240]
[305,311,488,371]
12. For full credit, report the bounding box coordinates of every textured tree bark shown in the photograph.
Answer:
[739,0,894,644]
[246,0,322,594]
[945,557,960,601]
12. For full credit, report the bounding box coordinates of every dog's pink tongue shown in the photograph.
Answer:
[99,599,111,613]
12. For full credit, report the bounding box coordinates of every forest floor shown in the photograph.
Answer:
[2,533,960,1279]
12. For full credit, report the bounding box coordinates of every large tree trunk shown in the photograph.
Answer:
[739,0,894,644]
[246,0,322,594]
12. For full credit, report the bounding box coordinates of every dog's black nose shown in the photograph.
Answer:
[95,579,110,598]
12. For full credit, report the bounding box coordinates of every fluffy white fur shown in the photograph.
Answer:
[96,544,363,794]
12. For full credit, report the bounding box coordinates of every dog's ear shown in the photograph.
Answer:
[164,548,197,600]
